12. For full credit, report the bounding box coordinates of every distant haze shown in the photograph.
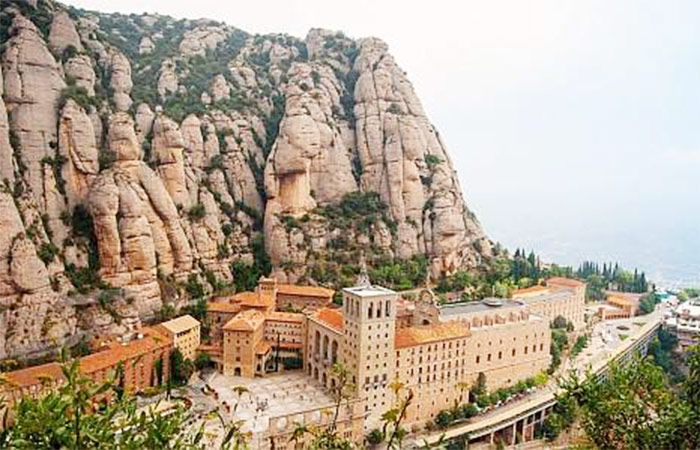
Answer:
[65,0,700,285]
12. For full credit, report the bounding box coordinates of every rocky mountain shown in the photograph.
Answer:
[0,0,492,360]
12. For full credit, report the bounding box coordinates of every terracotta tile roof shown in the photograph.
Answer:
[395,322,471,349]
[255,340,272,355]
[277,284,334,298]
[234,291,275,308]
[223,310,266,332]
[266,311,304,323]
[2,362,64,390]
[547,277,586,288]
[2,328,170,391]
[314,308,344,332]
[512,285,551,297]
[80,327,170,374]
[606,291,642,305]
[207,301,241,314]
[159,315,200,334]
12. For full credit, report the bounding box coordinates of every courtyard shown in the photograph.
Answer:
[207,370,337,438]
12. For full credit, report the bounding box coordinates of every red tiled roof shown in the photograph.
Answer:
[2,328,170,391]
[255,340,272,354]
[80,327,170,374]
[395,322,471,349]
[277,284,334,299]
[2,362,64,390]
[207,301,241,314]
[314,308,344,332]
[223,310,266,332]
[235,291,275,308]
[512,285,550,297]
[547,277,586,288]
[266,311,304,323]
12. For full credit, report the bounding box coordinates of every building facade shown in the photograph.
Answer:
[512,277,586,329]
[157,314,201,360]
[665,298,700,350]
[0,327,172,417]
[303,286,551,428]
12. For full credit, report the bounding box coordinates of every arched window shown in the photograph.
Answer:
[315,331,321,356]
[377,301,382,318]
[323,335,330,361]
[331,340,339,364]
[368,302,374,319]
[386,300,391,317]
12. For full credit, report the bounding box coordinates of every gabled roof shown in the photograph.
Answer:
[223,310,266,332]
[3,328,171,391]
[206,301,241,314]
[395,322,471,349]
[255,340,272,355]
[159,315,200,334]
[80,327,171,374]
[547,277,586,288]
[266,311,304,323]
[512,285,550,297]
[277,284,334,299]
[313,308,344,332]
[2,362,64,390]
[235,291,275,308]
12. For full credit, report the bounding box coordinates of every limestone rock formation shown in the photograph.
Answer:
[158,59,179,98]
[64,54,95,96]
[139,36,154,54]
[3,14,67,244]
[210,74,230,102]
[89,113,193,317]
[58,99,99,210]
[109,50,133,112]
[0,3,493,360]
[135,103,155,144]
[49,10,83,55]
[179,25,227,57]
[0,66,13,184]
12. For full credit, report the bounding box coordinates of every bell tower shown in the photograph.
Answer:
[342,264,397,424]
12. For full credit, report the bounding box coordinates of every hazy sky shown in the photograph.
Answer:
[65,0,700,283]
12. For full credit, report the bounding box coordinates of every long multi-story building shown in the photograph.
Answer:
[209,270,553,432]
[512,277,586,329]
[0,326,173,417]
[303,281,550,428]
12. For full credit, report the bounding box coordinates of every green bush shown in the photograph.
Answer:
[59,84,95,111]
[366,429,385,446]
[188,203,206,221]
[425,154,442,169]
[571,335,589,357]
[37,242,59,264]
[184,274,205,299]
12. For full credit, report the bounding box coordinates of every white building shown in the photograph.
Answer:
[664,298,700,349]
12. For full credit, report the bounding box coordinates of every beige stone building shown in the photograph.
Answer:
[306,284,551,428]
[156,314,201,360]
[512,277,586,329]
[213,272,552,432]
[222,309,268,377]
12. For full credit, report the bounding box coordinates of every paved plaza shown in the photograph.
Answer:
[208,371,336,435]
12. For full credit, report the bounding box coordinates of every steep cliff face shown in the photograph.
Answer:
[0,0,492,359]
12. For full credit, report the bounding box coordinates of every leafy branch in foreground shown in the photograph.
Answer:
[545,345,700,449]
[0,350,211,449]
